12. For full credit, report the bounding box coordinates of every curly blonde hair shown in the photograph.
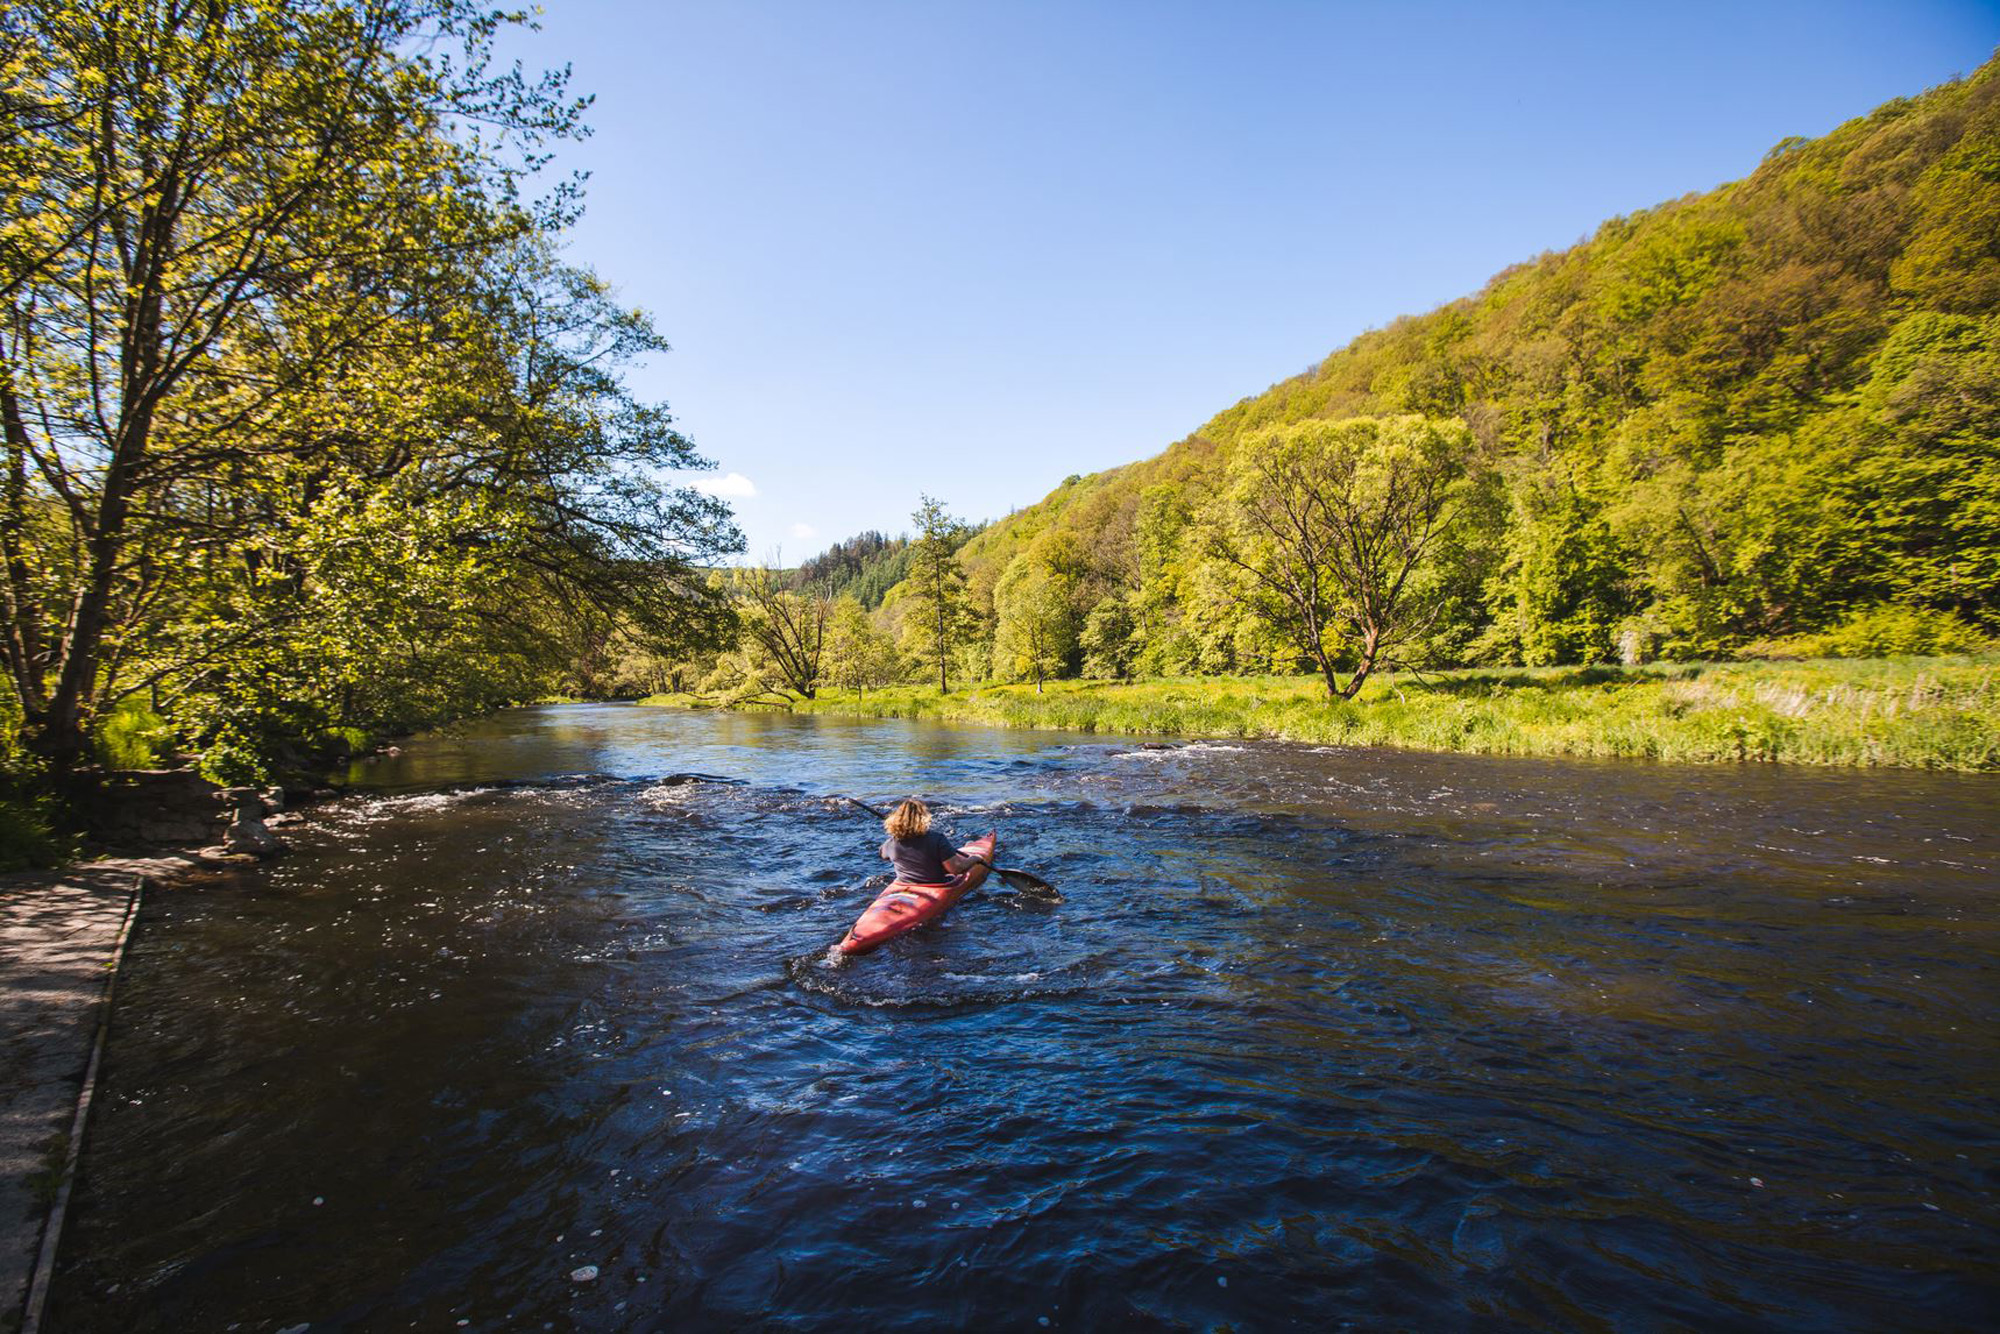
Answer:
[884,798,931,841]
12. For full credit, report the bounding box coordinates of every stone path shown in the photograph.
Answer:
[0,855,196,1334]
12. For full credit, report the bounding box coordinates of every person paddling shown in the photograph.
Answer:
[879,798,979,884]
[838,799,998,955]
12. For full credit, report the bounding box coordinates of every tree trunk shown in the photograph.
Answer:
[0,379,45,718]
[37,162,178,769]
[935,590,948,693]
[1317,652,1343,699]
[1339,625,1381,700]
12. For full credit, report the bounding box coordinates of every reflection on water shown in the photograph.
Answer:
[52,705,2000,1330]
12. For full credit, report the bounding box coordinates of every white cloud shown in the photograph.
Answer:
[690,471,757,499]
[789,522,818,541]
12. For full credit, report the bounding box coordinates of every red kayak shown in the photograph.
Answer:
[838,832,997,956]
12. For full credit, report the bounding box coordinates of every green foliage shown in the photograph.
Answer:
[1763,605,1992,659]
[732,567,830,699]
[0,787,65,869]
[90,699,172,771]
[833,59,2000,690]
[1217,415,1472,696]
[757,654,2000,771]
[825,596,900,696]
[1838,311,2000,616]
[1080,596,1139,679]
[899,495,971,691]
[1488,473,1631,666]
[0,0,742,783]
[791,532,916,609]
[993,554,1074,689]
[0,698,64,868]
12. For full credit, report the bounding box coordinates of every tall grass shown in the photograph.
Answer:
[642,654,2000,770]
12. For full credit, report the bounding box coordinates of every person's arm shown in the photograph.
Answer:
[939,831,980,874]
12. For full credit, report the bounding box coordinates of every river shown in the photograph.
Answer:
[48,704,2000,1330]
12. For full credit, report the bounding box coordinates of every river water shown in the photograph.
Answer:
[50,704,2000,1330]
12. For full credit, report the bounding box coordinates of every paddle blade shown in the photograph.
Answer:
[992,866,1059,898]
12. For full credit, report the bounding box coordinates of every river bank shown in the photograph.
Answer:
[0,855,190,1333]
[643,654,2000,770]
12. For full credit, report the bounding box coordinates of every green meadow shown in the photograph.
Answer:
[644,654,2000,771]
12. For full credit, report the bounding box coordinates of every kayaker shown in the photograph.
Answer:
[880,798,979,883]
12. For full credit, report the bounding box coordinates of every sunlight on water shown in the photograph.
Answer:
[50,705,2000,1331]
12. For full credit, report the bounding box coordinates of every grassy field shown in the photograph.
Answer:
[643,654,2000,770]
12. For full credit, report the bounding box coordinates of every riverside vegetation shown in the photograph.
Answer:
[0,2,742,863]
[644,59,2000,768]
[647,654,2000,771]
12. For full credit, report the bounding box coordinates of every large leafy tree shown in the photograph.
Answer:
[1214,416,1471,698]
[992,530,1087,688]
[0,0,738,771]
[992,556,1069,691]
[824,594,898,697]
[732,564,830,699]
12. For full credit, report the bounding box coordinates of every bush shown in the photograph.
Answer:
[0,701,67,869]
[91,698,175,770]
[1804,606,1988,658]
[0,789,68,870]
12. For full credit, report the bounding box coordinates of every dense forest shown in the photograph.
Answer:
[681,55,1999,707]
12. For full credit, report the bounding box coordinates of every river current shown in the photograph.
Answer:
[49,704,2000,1330]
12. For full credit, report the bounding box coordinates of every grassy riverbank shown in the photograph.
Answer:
[642,655,2000,770]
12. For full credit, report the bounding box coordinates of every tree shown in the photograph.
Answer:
[1213,415,1470,698]
[1488,468,1631,665]
[993,557,1070,690]
[825,595,898,696]
[1079,595,1137,679]
[733,563,830,699]
[0,1,740,772]
[902,494,967,692]
[1840,311,2000,622]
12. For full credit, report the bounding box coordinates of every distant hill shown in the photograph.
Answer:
[789,521,986,610]
[857,57,2000,677]
[787,531,912,609]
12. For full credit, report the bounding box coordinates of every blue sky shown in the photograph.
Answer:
[510,1,1998,561]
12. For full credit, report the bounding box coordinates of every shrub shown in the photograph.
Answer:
[1811,606,1988,658]
[91,698,176,770]
[0,700,67,869]
[0,789,68,870]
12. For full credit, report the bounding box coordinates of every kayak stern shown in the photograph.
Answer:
[838,832,997,956]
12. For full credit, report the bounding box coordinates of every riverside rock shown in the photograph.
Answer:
[211,787,286,858]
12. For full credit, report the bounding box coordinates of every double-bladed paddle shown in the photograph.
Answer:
[842,796,1060,898]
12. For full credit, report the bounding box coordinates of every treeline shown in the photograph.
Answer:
[639,500,977,706]
[665,58,1998,706]
[0,0,740,799]
[790,532,919,609]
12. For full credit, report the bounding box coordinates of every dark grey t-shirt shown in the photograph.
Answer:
[881,830,958,884]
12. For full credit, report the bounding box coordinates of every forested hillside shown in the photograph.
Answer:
[855,56,2000,686]
[789,532,916,609]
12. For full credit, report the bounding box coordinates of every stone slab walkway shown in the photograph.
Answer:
[0,855,195,1334]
